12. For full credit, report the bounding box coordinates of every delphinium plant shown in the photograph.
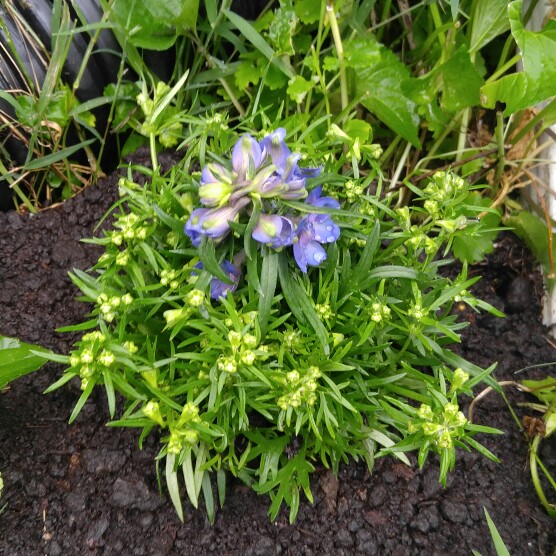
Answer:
[44,120,503,522]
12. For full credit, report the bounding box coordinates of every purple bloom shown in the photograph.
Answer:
[293,213,340,272]
[291,187,340,273]
[232,134,263,180]
[210,260,241,299]
[260,128,291,170]
[184,198,250,246]
[259,128,321,200]
[252,214,295,249]
[194,261,241,299]
[305,186,340,209]
[199,163,234,207]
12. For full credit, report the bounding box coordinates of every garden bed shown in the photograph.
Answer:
[0,151,555,555]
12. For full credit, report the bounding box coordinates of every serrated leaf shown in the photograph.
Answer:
[287,75,313,104]
[235,59,263,89]
[268,0,297,56]
[354,39,420,147]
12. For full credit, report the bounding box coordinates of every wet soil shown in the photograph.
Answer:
[0,151,555,555]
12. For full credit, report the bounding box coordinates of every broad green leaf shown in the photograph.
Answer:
[452,193,501,263]
[294,0,323,24]
[353,37,420,147]
[287,75,313,104]
[481,0,556,113]
[0,337,51,389]
[469,0,512,54]
[439,46,483,112]
[111,0,184,50]
[268,0,297,56]
[505,210,556,290]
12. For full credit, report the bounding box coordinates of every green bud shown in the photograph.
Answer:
[142,401,165,427]
[418,404,434,421]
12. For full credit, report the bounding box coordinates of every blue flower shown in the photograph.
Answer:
[260,128,321,200]
[232,134,263,180]
[292,186,340,273]
[252,214,295,249]
[305,186,340,209]
[293,213,340,272]
[210,261,241,299]
[184,198,250,246]
[193,261,241,299]
[198,163,234,207]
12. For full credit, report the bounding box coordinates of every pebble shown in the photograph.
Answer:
[109,477,164,511]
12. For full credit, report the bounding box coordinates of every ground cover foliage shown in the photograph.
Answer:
[1,0,556,529]
[0,165,555,554]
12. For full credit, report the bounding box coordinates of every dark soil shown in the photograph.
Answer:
[1,151,555,555]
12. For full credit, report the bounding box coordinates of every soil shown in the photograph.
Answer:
[0,150,555,556]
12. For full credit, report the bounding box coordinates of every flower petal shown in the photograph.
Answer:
[308,214,340,243]
[232,134,263,179]
[260,128,290,170]
[210,260,241,299]
[253,214,294,248]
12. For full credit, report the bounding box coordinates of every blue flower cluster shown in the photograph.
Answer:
[185,129,340,296]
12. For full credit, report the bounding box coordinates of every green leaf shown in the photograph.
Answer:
[198,236,233,284]
[268,0,297,56]
[505,210,556,290]
[0,337,52,389]
[235,58,263,89]
[258,251,279,337]
[481,0,556,113]
[294,0,323,24]
[439,46,483,112]
[353,38,420,147]
[111,0,178,50]
[22,140,95,171]
[452,193,501,263]
[166,454,184,521]
[469,0,512,54]
[278,254,330,355]
[287,75,313,104]
[483,508,511,556]
[223,9,295,79]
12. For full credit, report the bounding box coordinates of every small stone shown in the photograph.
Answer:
[109,477,164,511]
[335,528,354,549]
[441,499,469,523]
[86,516,109,548]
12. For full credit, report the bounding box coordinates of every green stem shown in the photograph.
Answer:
[486,54,521,84]
[455,107,470,163]
[150,133,158,173]
[219,77,246,118]
[530,435,556,515]
[493,110,506,187]
[429,3,446,51]
[327,2,348,122]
